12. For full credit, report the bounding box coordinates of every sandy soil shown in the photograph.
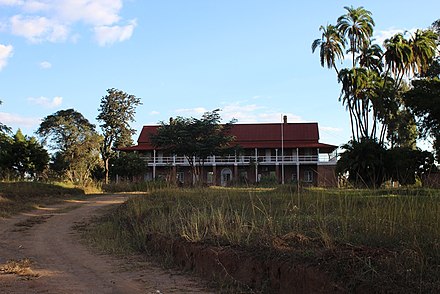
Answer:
[0,194,212,294]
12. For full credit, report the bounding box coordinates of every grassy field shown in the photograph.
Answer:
[82,186,440,292]
[0,181,86,217]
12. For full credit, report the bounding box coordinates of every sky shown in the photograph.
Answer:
[0,0,439,148]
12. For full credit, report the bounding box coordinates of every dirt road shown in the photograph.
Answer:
[0,195,211,294]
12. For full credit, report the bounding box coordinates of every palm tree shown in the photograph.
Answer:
[431,19,440,35]
[409,29,438,76]
[337,6,375,67]
[311,24,345,74]
[384,33,413,85]
[357,43,383,73]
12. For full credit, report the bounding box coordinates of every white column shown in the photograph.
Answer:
[153,149,156,180]
[255,148,258,183]
[281,119,285,185]
[296,148,300,186]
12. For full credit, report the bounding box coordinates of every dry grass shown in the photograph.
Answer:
[0,258,39,278]
[82,186,440,292]
[0,181,86,217]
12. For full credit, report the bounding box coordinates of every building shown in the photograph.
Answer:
[119,117,338,187]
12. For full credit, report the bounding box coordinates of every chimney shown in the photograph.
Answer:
[283,115,287,124]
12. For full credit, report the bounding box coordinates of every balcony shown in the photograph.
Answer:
[140,154,337,167]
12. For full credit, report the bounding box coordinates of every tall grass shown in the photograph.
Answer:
[102,180,169,193]
[97,187,439,252]
[85,186,440,291]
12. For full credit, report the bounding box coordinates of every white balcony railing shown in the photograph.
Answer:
[140,154,337,166]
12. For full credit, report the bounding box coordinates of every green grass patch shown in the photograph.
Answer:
[83,186,440,292]
[0,181,86,217]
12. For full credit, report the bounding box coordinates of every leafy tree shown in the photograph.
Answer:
[386,108,417,149]
[36,109,101,184]
[0,130,49,180]
[49,151,70,179]
[385,83,418,149]
[10,130,49,179]
[386,147,434,185]
[404,78,440,157]
[109,152,148,181]
[337,139,387,188]
[0,132,13,178]
[97,88,142,184]
[150,109,236,185]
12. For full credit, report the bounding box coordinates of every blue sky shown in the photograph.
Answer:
[0,0,439,147]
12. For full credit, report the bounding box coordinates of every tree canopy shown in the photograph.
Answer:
[36,109,101,184]
[96,88,142,183]
[0,129,49,180]
[150,109,236,184]
[312,7,439,145]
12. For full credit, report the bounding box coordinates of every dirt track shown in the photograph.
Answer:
[0,195,211,294]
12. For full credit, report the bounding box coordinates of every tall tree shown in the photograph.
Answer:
[313,7,439,144]
[150,109,236,185]
[385,83,418,149]
[37,109,101,184]
[96,88,142,184]
[0,129,49,180]
[404,78,440,158]
[403,20,440,158]
[409,29,438,76]
[314,8,439,187]
[337,6,375,67]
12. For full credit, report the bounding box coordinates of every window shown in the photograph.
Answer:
[207,171,214,183]
[304,170,313,183]
[177,172,184,184]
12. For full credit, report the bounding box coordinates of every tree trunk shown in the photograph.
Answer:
[104,157,109,184]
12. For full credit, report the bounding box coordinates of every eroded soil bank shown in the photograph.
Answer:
[144,233,350,293]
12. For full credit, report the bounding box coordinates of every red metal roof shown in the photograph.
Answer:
[118,123,337,153]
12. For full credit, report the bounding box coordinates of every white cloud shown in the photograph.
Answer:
[175,107,208,115]
[174,101,304,124]
[10,15,68,43]
[373,27,418,47]
[94,19,136,46]
[55,0,123,26]
[320,126,342,133]
[39,60,51,69]
[149,110,160,115]
[0,44,13,70]
[1,0,134,44]
[22,0,50,12]
[0,112,41,128]
[0,0,23,5]
[28,96,63,108]
[220,101,303,123]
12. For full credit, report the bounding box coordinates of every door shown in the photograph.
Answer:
[221,168,232,186]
